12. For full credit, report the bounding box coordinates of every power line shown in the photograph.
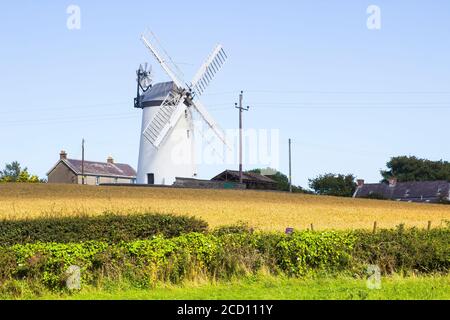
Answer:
[2,96,450,128]
[203,90,450,96]
[3,102,448,118]
[0,102,130,115]
[245,101,450,105]
[3,94,449,115]
[207,104,450,111]
[0,113,139,127]
[253,105,450,110]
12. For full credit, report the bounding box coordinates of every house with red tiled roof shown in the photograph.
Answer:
[47,151,136,185]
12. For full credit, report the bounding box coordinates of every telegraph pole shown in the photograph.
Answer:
[81,138,85,185]
[289,139,292,193]
[235,91,250,184]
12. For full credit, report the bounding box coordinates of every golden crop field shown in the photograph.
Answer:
[1,183,449,231]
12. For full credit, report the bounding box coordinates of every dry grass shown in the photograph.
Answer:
[0,183,449,231]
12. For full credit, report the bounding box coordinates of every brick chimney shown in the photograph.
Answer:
[357,179,365,187]
[389,177,398,187]
[107,156,114,164]
[60,150,67,160]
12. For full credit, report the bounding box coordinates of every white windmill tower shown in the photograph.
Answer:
[134,31,229,185]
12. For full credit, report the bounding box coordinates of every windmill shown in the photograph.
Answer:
[134,31,229,185]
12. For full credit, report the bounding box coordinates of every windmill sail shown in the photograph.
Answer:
[191,45,227,97]
[137,30,229,185]
[191,99,228,147]
[141,31,185,88]
[142,85,186,148]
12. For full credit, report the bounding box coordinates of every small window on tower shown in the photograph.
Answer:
[185,110,188,119]
[187,130,190,138]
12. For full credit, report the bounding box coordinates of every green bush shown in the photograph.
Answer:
[352,225,450,274]
[0,213,208,245]
[275,231,356,276]
[0,231,355,290]
[213,233,265,278]
[0,226,448,291]
[0,248,17,280]
[212,222,254,236]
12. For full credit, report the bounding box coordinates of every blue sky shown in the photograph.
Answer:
[1,1,449,188]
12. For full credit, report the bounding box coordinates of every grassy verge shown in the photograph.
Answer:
[7,274,450,300]
[1,227,448,293]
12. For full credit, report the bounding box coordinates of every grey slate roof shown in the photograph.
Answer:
[354,180,450,202]
[63,159,136,178]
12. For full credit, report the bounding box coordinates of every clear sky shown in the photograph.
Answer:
[1,1,449,188]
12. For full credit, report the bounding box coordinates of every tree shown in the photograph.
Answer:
[0,161,40,183]
[308,173,357,197]
[381,156,450,182]
[248,168,309,193]
[1,161,21,181]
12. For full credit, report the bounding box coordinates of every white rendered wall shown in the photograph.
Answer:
[137,104,196,185]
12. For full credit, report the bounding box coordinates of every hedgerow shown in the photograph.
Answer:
[0,213,208,245]
[275,231,356,275]
[0,226,448,292]
[352,225,450,274]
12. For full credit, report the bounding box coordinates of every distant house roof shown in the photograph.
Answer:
[353,180,450,203]
[48,159,136,178]
[212,170,276,184]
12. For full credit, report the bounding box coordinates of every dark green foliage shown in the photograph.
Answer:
[0,248,17,280]
[275,231,356,275]
[0,213,208,245]
[308,173,357,197]
[353,226,450,274]
[0,161,41,183]
[360,192,388,200]
[0,226,447,291]
[0,161,22,181]
[438,196,450,205]
[381,156,450,182]
[212,222,254,236]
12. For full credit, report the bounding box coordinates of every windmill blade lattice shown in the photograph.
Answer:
[191,45,228,97]
[142,91,185,148]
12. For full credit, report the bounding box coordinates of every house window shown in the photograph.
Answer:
[114,178,118,184]
[95,177,100,186]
